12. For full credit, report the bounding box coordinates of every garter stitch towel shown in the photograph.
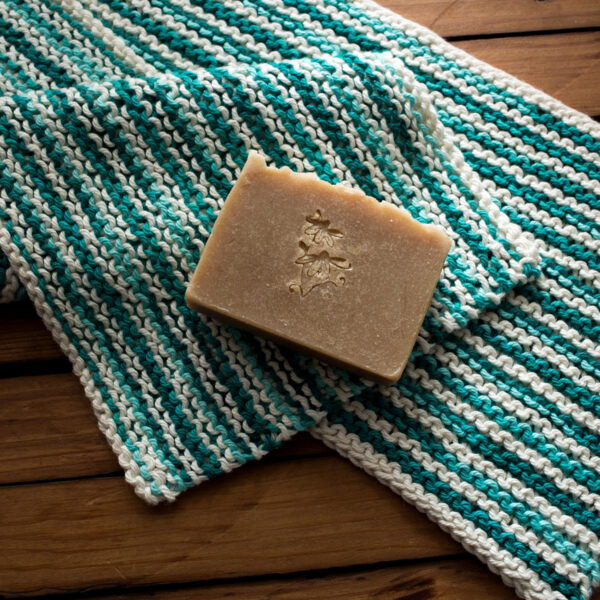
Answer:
[0,2,598,600]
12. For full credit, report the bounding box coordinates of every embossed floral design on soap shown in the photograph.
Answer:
[186,151,451,383]
[289,210,351,297]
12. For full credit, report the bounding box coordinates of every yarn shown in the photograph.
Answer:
[0,2,598,599]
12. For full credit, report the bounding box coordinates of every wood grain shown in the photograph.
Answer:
[0,373,329,484]
[0,374,119,483]
[378,0,600,37]
[90,557,518,600]
[0,301,62,365]
[0,456,461,597]
[456,32,600,115]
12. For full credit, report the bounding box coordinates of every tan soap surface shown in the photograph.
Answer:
[186,152,451,383]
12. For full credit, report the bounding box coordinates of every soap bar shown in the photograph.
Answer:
[186,152,451,383]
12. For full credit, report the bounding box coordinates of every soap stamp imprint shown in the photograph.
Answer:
[289,210,351,298]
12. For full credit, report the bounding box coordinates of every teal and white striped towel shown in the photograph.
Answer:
[0,2,598,599]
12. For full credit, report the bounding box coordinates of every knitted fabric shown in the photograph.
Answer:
[0,2,598,600]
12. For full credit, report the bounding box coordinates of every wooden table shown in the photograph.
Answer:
[1,2,599,598]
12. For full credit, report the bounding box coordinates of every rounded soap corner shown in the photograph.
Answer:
[379,365,406,386]
[184,287,200,312]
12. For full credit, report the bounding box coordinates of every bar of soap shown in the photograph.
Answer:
[186,152,451,383]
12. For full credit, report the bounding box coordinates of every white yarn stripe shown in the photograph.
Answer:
[0,104,210,486]
[374,52,536,278]
[341,395,591,588]
[226,0,324,60]
[227,65,324,171]
[541,245,600,289]
[254,62,361,188]
[443,103,600,201]
[484,303,600,391]
[156,73,325,428]
[88,77,318,449]
[0,34,55,92]
[537,273,600,324]
[379,381,600,559]
[452,324,600,475]
[135,0,285,65]
[81,82,273,465]
[0,263,20,302]
[59,0,162,78]
[310,421,562,600]
[449,134,600,255]
[31,0,133,82]
[511,293,600,363]
[427,344,600,514]
[250,0,363,58]
[351,0,600,140]
[0,159,180,501]
[0,2,93,86]
[73,0,199,72]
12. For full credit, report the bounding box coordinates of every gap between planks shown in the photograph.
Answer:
[377,0,600,38]
[20,556,518,600]
[0,372,331,484]
[0,455,463,596]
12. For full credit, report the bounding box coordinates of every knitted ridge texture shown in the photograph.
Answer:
[0,2,598,600]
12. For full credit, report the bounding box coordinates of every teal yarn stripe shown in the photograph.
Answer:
[0,48,45,95]
[147,74,319,430]
[341,54,503,305]
[5,0,108,83]
[0,102,196,488]
[354,386,599,580]
[424,296,600,446]
[400,354,600,537]
[97,0,260,66]
[39,0,139,80]
[212,69,294,168]
[250,66,338,182]
[0,157,189,492]
[321,391,586,600]
[437,110,600,234]
[331,0,600,158]
[48,80,260,464]
[75,80,288,459]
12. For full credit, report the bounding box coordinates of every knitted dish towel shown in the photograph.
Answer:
[0,2,599,600]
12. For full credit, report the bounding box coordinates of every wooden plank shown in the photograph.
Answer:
[0,456,461,596]
[0,372,329,484]
[0,374,119,483]
[267,432,331,461]
[378,0,600,39]
[90,557,518,600]
[456,32,600,115]
[0,301,62,365]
